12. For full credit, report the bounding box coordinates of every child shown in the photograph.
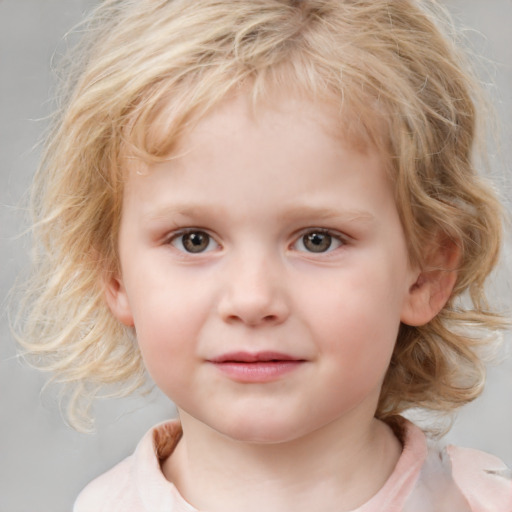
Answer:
[17,0,511,510]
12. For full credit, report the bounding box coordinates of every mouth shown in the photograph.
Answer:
[210,351,301,363]
[208,352,306,382]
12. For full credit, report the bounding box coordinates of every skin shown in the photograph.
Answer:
[106,93,455,512]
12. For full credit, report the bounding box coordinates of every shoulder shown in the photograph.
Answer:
[73,420,185,512]
[396,419,511,512]
[73,455,138,512]
[447,444,512,512]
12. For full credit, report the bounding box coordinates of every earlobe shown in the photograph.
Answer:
[103,273,135,327]
[400,239,460,327]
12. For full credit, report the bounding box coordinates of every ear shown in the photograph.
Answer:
[401,237,460,327]
[103,272,135,327]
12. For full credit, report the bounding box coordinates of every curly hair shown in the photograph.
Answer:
[15,0,508,430]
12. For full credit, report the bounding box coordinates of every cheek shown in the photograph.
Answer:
[125,273,212,382]
[123,283,181,363]
[303,261,403,369]
[134,315,192,399]
[314,263,404,333]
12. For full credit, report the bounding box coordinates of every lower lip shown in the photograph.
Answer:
[211,361,303,383]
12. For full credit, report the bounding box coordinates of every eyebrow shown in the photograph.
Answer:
[277,205,376,224]
[144,204,227,224]
[144,204,376,226]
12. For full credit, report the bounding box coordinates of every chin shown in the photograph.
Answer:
[213,415,311,445]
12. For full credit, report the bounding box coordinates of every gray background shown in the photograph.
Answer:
[0,1,511,511]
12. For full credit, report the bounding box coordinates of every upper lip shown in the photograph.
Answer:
[209,351,302,363]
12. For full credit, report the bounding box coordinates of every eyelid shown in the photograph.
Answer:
[291,227,348,254]
[166,228,221,253]
[162,226,349,255]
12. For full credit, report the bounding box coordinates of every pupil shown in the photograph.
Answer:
[183,232,209,252]
[304,232,331,253]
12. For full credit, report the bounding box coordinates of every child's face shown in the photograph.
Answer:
[108,93,420,443]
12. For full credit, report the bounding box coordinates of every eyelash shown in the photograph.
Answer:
[292,228,346,254]
[166,228,347,255]
[168,229,220,254]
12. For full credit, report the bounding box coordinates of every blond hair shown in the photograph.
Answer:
[16,0,508,430]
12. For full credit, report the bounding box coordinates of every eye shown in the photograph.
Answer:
[170,230,219,253]
[294,229,344,253]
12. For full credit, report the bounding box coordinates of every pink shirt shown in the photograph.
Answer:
[74,419,511,511]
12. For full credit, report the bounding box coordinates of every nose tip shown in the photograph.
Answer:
[217,264,290,327]
[219,291,289,327]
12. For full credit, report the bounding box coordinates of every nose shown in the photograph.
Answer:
[217,254,290,327]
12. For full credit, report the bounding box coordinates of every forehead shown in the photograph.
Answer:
[173,93,347,159]
[124,87,390,177]
[121,92,395,225]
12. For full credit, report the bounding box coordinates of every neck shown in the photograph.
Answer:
[162,412,402,512]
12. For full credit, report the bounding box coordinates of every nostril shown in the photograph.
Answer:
[216,280,290,326]
[225,313,280,327]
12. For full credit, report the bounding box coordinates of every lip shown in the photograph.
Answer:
[208,351,305,383]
